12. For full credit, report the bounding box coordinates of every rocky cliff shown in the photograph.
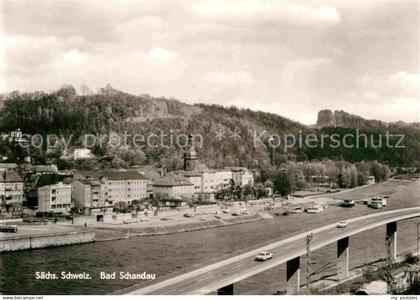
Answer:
[315,109,418,129]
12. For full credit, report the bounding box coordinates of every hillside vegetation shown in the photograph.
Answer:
[1,85,419,169]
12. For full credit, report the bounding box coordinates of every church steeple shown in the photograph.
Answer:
[183,134,198,171]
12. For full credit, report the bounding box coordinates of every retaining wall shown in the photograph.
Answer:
[0,229,95,252]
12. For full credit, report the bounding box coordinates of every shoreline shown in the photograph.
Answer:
[0,226,95,253]
[94,214,263,241]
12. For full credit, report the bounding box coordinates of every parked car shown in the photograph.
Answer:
[290,207,304,214]
[337,221,348,228]
[255,251,273,261]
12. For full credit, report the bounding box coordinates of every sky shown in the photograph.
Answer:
[1,0,419,124]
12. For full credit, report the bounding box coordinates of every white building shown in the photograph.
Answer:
[200,170,232,193]
[230,167,254,187]
[180,135,254,195]
[180,171,202,193]
[38,182,72,214]
[73,148,94,160]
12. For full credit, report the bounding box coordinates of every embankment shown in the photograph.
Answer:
[0,228,95,252]
[95,214,262,240]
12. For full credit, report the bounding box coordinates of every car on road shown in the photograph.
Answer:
[255,251,273,261]
[337,221,348,228]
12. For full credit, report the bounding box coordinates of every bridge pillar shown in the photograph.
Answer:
[337,237,349,281]
[386,221,397,263]
[217,284,234,295]
[286,257,300,294]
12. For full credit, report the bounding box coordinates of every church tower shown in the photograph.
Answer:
[183,134,198,171]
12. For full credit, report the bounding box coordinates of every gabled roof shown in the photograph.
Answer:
[0,163,18,169]
[36,174,69,188]
[0,169,23,182]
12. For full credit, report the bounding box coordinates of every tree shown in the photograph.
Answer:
[274,171,292,197]
[242,184,254,198]
[371,161,386,182]
[80,84,92,96]
[57,84,77,99]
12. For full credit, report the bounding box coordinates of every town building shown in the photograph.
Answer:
[153,176,194,200]
[70,178,113,217]
[0,163,18,170]
[178,135,255,197]
[230,167,254,187]
[182,171,202,193]
[0,169,24,217]
[24,173,71,209]
[37,182,72,214]
[23,164,58,175]
[201,169,232,193]
[74,171,148,205]
[8,129,27,143]
[73,148,94,160]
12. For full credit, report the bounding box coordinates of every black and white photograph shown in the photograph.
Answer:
[0,0,419,298]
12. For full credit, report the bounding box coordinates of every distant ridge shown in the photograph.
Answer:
[316,109,420,130]
[0,86,419,167]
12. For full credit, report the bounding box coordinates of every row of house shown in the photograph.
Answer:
[0,135,255,218]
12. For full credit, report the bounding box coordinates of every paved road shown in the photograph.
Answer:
[120,207,420,295]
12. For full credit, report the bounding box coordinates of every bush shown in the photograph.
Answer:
[404,252,418,264]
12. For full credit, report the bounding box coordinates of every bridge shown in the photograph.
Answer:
[119,207,420,295]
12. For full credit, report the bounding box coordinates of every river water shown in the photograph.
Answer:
[0,179,419,295]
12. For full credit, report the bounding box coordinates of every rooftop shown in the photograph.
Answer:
[77,170,146,181]
[153,177,194,187]
[0,169,23,182]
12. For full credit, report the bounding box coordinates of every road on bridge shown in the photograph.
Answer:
[118,207,420,295]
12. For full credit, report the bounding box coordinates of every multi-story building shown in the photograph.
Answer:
[70,178,112,216]
[182,171,202,193]
[230,167,254,187]
[38,182,72,214]
[74,171,148,206]
[153,177,194,199]
[200,170,232,193]
[0,169,24,216]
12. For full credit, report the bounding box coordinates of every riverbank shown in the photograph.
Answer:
[0,178,417,295]
[94,213,263,241]
[0,225,95,252]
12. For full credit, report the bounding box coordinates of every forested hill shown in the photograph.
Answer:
[0,85,419,168]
